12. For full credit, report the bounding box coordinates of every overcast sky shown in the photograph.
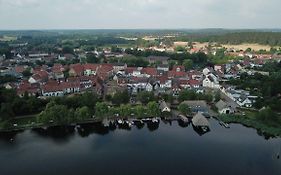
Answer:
[0,0,280,30]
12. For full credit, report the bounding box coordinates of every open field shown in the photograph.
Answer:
[0,36,17,42]
[222,43,274,51]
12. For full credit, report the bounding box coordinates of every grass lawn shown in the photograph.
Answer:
[217,111,281,137]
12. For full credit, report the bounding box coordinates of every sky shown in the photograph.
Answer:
[0,0,280,30]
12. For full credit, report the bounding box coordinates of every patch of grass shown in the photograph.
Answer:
[217,113,281,137]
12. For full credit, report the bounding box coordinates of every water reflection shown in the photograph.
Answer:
[0,130,24,143]
[0,119,279,141]
[31,126,75,144]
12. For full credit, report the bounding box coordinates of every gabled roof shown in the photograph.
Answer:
[192,113,210,127]
[215,100,229,111]
[83,64,99,71]
[168,71,187,78]
[141,67,158,76]
[70,64,84,75]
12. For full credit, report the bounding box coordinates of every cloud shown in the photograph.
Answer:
[0,0,280,29]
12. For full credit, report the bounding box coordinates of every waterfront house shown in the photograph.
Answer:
[215,100,233,114]
[192,112,210,127]
[159,101,171,113]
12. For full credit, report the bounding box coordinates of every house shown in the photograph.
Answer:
[215,100,233,114]
[17,81,41,97]
[97,64,114,80]
[203,67,213,76]
[203,74,220,89]
[172,65,185,72]
[28,71,49,84]
[157,76,172,89]
[41,81,81,97]
[157,64,169,72]
[52,64,65,80]
[168,70,187,78]
[83,64,98,76]
[147,56,169,64]
[141,67,158,77]
[237,95,253,108]
[112,63,127,73]
[159,101,171,113]
[188,70,203,80]
[188,79,201,89]
[181,101,209,114]
[192,112,210,127]
[69,64,84,77]
[128,77,153,93]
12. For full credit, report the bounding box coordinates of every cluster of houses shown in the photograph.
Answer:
[5,63,119,97]
[114,63,204,95]
[2,54,263,111]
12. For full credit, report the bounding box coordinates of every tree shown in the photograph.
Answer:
[119,104,131,117]
[86,54,100,63]
[137,91,155,104]
[183,59,193,70]
[95,102,109,117]
[22,69,32,78]
[147,101,160,117]
[0,103,14,121]
[135,105,147,118]
[75,107,91,121]
[214,91,221,102]
[112,90,130,105]
[178,103,191,116]
[37,102,70,124]
[62,46,74,54]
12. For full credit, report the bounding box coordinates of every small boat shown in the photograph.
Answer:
[152,118,159,123]
[117,119,124,125]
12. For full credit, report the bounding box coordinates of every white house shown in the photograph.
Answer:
[159,101,171,113]
[203,74,220,89]
[203,67,213,76]
[215,100,233,114]
[237,96,253,108]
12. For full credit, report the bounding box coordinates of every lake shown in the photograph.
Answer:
[0,119,281,175]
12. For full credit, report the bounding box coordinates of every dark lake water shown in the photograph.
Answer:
[0,119,281,175]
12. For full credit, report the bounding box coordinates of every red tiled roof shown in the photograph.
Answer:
[157,76,169,84]
[83,64,99,71]
[188,79,201,86]
[141,67,157,76]
[172,65,185,72]
[15,66,25,73]
[125,67,137,74]
[70,64,84,75]
[98,64,114,73]
[168,71,187,78]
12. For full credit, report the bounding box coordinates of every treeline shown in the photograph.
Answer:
[0,88,48,120]
[125,48,209,66]
[178,89,213,103]
[191,32,281,46]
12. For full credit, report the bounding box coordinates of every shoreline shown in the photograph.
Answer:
[215,115,281,138]
[0,116,179,133]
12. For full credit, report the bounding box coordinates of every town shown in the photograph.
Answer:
[1,30,281,136]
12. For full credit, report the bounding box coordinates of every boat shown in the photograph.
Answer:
[152,118,159,123]
[117,119,124,125]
